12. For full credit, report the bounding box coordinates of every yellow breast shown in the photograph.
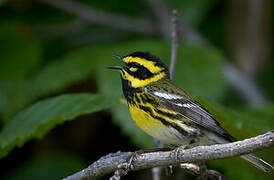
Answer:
[129,104,162,134]
[128,104,189,145]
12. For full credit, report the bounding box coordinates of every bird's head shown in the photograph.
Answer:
[109,51,170,88]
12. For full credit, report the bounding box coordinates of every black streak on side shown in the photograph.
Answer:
[138,105,192,137]
[141,94,155,105]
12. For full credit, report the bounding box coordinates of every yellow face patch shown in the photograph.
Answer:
[121,70,166,88]
[123,56,164,74]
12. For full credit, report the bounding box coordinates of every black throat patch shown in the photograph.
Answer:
[121,76,140,104]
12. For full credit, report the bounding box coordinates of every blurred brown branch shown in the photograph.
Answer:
[143,0,171,38]
[170,9,179,81]
[63,131,274,180]
[40,0,157,35]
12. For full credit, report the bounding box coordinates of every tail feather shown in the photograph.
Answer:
[241,154,273,172]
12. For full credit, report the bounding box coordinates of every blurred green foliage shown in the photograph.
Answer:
[166,0,219,26]
[0,94,112,159]
[3,151,87,180]
[0,25,42,82]
[0,0,273,180]
[0,0,7,6]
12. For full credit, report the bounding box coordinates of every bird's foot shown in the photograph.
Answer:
[172,145,187,163]
[123,148,171,173]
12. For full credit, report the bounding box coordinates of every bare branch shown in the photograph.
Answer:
[245,0,263,78]
[64,131,274,180]
[40,0,157,35]
[143,0,171,38]
[169,10,179,81]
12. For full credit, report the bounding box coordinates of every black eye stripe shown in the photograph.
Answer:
[127,62,140,68]
[126,62,149,73]
[125,64,154,80]
[124,57,169,80]
[122,52,170,80]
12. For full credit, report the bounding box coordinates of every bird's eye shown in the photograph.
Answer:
[129,67,138,72]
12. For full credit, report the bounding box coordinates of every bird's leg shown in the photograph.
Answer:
[171,140,197,174]
[172,139,197,163]
[121,147,171,171]
[172,144,187,163]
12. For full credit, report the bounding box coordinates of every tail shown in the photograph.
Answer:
[241,154,274,172]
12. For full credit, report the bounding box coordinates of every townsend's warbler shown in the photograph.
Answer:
[109,51,273,172]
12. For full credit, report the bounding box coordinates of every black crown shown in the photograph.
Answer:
[125,51,168,71]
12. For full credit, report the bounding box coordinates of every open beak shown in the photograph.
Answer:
[108,66,122,70]
[108,54,124,70]
[111,54,123,62]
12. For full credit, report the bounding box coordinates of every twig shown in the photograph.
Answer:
[63,131,274,180]
[143,0,171,38]
[169,10,179,81]
[40,0,157,35]
[180,163,229,180]
[109,164,129,180]
[144,1,179,81]
[245,0,262,78]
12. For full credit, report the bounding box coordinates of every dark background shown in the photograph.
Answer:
[0,0,273,179]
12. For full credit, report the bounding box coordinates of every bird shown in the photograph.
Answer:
[109,51,273,172]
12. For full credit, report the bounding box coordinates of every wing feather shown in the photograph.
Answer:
[147,85,235,142]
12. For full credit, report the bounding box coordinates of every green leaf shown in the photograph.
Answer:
[0,24,42,120]
[29,47,98,96]
[0,93,112,159]
[1,46,97,120]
